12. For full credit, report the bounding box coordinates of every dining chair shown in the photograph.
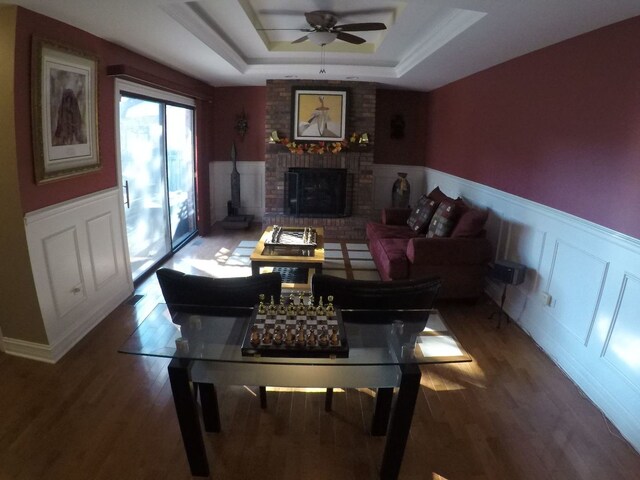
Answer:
[156,267,282,411]
[311,273,442,435]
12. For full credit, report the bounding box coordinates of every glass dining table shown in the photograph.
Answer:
[119,304,470,480]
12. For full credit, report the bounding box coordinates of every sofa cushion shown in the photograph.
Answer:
[426,201,458,238]
[406,195,439,233]
[451,207,489,238]
[369,238,410,280]
[367,222,419,240]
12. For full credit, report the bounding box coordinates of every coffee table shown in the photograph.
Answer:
[250,225,325,289]
[119,304,471,479]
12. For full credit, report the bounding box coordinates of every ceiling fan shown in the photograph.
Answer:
[260,10,387,46]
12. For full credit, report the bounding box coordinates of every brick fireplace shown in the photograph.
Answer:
[263,80,376,240]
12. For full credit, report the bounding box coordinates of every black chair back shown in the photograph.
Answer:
[156,268,282,308]
[311,274,441,311]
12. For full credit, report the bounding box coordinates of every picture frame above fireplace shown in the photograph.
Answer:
[292,87,347,142]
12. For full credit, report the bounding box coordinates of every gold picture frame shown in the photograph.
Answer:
[31,37,100,183]
[292,87,347,142]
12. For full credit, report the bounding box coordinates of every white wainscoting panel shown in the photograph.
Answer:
[87,212,119,289]
[17,188,133,363]
[210,161,264,224]
[424,167,640,453]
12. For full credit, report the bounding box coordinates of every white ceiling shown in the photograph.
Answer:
[5,0,640,91]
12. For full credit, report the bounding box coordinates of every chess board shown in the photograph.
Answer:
[262,226,317,256]
[241,307,349,358]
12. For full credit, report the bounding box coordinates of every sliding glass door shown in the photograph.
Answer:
[117,83,196,281]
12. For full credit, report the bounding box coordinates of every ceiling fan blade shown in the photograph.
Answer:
[336,32,366,45]
[334,22,387,32]
[291,34,309,44]
[256,28,312,31]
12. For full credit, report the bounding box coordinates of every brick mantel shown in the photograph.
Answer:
[263,80,376,240]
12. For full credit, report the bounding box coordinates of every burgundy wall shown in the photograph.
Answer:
[424,15,640,239]
[14,7,215,232]
[212,86,266,162]
[375,89,427,165]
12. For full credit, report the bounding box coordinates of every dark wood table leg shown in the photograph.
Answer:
[380,363,421,480]
[325,387,333,411]
[251,262,260,276]
[371,387,393,436]
[198,382,221,433]
[168,359,209,477]
[259,386,268,408]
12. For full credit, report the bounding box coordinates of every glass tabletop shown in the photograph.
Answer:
[118,303,470,366]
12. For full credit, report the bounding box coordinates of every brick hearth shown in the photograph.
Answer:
[263,80,376,240]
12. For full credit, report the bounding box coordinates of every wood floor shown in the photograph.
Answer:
[1,225,639,480]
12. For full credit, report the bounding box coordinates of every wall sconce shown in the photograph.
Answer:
[235,109,248,140]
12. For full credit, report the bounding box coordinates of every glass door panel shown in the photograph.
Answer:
[166,105,196,247]
[119,96,171,281]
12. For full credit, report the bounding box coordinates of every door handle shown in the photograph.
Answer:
[124,180,130,208]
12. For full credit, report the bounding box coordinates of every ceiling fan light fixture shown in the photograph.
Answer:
[308,31,338,45]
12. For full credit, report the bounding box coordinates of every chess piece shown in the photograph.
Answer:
[250,325,260,346]
[295,327,306,346]
[316,296,325,316]
[262,329,273,345]
[318,326,329,347]
[277,298,286,315]
[307,329,317,347]
[330,327,339,346]
[268,295,277,315]
[297,303,307,316]
[326,295,335,317]
[273,326,283,345]
[258,294,266,315]
[285,327,295,346]
[287,303,296,318]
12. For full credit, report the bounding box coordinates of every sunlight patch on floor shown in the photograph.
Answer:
[265,387,345,394]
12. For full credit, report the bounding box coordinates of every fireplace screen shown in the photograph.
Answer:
[285,167,351,217]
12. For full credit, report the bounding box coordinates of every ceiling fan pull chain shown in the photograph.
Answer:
[320,45,326,74]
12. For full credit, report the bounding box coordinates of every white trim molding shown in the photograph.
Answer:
[424,167,640,453]
[10,187,133,363]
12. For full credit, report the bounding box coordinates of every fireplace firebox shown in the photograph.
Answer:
[285,167,351,217]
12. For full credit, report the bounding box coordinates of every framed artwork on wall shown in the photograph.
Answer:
[31,37,100,183]
[292,87,347,142]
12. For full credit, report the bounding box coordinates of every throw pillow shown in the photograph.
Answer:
[406,195,439,233]
[427,186,450,203]
[451,207,489,237]
[426,200,458,238]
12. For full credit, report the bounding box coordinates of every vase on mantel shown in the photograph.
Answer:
[391,172,410,208]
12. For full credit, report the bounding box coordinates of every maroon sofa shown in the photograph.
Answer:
[366,188,493,300]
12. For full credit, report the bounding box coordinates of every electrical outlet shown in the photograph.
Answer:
[541,292,552,306]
